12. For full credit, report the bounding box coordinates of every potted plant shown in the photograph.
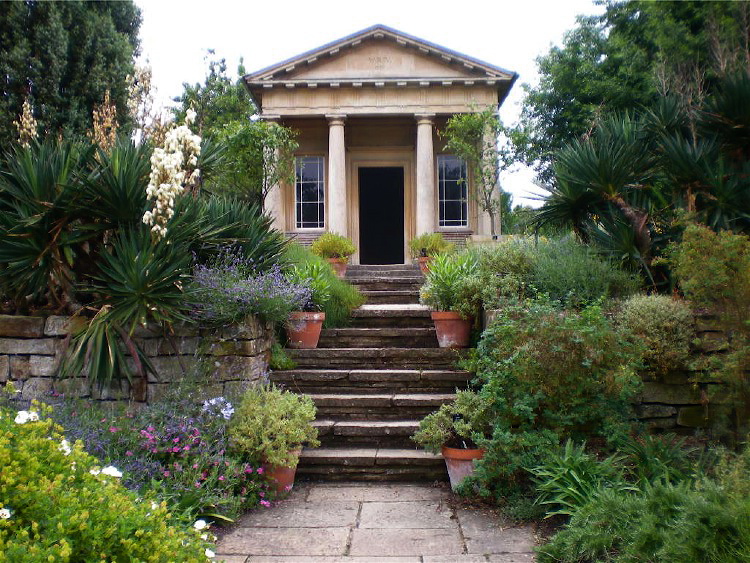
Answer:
[228,384,320,494]
[310,232,356,278]
[284,262,331,348]
[412,390,493,490]
[409,233,455,274]
[419,252,479,348]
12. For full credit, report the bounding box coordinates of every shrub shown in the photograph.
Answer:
[616,294,694,376]
[467,301,642,502]
[310,232,356,259]
[191,246,311,325]
[283,243,365,327]
[285,262,331,312]
[419,252,479,316]
[469,239,536,306]
[0,403,212,561]
[409,232,454,258]
[228,385,320,468]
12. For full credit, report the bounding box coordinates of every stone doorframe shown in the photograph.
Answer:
[348,148,415,265]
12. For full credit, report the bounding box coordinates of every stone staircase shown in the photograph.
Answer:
[271,264,472,481]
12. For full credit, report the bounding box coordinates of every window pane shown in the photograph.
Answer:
[437,155,467,227]
[295,156,325,229]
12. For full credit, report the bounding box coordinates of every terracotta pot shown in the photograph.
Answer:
[417,255,432,275]
[262,448,303,494]
[441,445,484,490]
[327,257,348,278]
[286,311,325,349]
[431,311,472,348]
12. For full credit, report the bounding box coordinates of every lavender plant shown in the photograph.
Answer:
[191,247,311,325]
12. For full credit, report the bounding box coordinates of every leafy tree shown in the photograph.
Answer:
[442,108,513,238]
[516,0,749,182]
[0,1,141,145]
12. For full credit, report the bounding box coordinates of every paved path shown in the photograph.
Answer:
[215,482,537,562]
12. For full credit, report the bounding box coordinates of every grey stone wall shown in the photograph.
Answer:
[484,309,733,434]
[0,315,273,404]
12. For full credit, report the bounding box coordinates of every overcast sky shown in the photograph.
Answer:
[134,0,605,206]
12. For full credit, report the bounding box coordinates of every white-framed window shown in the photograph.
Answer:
[295,156,325,229]
[437,155,468,227]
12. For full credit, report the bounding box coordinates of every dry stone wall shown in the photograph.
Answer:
[0,315,273,405]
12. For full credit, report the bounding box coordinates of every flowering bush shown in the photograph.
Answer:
[0,403,212,561]
[191,246,311,325]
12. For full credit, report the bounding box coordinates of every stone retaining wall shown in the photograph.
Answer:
[484,309,733,435]
[0,315,273,404]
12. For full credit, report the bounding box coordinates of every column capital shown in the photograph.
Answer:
[415,113,436,125]
[325,114,347,126]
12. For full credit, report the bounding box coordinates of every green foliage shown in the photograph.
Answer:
[408,232,455,258]
[411,390,494,453]
[419,252,479,316]
[0,403,210,561]
[211,120,298,207]
[286,262,331,312]
[621,433,699,486]
[283,243,365,327]
[616,294,694,376]
[311,232,356,259]
[269,341,296,370]
[468,302,642,500]
[0,1,141,144]
[228,385,320,468]
[530,440,631,518]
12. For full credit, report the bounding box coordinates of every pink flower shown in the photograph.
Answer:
[182,446,190,452]
[244,468,253,474]
[171,447,180,453]
[125,451,133,457]
[109,426,119,433]
[218,476,225,481]
[193,464,199,469]
[257,467,264,474]
[172,437,180,443]
[163,471,170,477]
[260,500,271,508]
[259,492,265,498]
[195,482,201,488]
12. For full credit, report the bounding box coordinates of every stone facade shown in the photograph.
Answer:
[244,25,517,264]
[0,314,273,405]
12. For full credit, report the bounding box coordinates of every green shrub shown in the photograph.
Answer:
[283,243,364,327]
[419,252,479,316]
[468,301,642,502]
[269,341,296,370]
[531,237,640,308]
[469,239,536,306]
[411,390,494,453]
[310,232,356,259]
[409,232,454,258]
[0,403,211,561]
[617,294,694,377]
[228,385,320,468]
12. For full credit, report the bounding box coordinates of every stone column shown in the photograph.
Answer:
[415,114,436,236]
[326,114,347,236]
[261,115,285,231]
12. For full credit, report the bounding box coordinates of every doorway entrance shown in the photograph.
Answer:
[358,167,404,264]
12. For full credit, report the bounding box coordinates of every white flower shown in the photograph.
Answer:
[89,468,101,476]
[185,108,197,125]
[101,466,123,478]
[193,519,208,531]
[205,548,215,559]
[59,439,71,456]
[151,501,159,510]
[14,411,39,424]
[0,508,11,519]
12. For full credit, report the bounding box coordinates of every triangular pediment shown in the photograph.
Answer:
[245,24,516,84]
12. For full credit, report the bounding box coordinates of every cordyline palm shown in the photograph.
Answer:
[551,114,656,260]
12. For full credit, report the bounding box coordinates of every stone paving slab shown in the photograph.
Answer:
[358,501,454,529]
[214,483,536,561]
[306,484,446,502]
[349,528,464,556]
[220,527,349,556]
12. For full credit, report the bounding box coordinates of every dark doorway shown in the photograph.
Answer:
[358,167,404,264]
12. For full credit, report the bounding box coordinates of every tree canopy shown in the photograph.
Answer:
[516,0,749,182]
[0,1,141,145]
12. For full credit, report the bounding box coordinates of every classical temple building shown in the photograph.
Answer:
[243,25,517,264]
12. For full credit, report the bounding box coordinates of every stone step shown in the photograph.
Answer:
[306,392,455,419]
[348,277,424,292]
[361,289,420,305]
[271,369,471,394]
[346,264,422,279]
[318,327,437,348]
[287,347,464,369]
[313,419,420,448]
[350,304,433,328]
[297,447,446,481]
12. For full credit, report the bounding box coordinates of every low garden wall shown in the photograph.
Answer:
[485,309,732,434]
[0,314,273,404]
